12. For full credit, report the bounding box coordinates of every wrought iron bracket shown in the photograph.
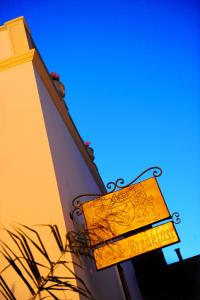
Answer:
[106,166,162,193]
[70,193,101,221]
[172,212,181,224]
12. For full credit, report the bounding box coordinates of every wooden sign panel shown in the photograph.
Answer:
[82,177,170,246]
[93,222,179,270]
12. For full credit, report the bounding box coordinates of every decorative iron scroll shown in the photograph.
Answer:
[70,166,162,220]
[70,193,101,220]
[106,166,162,193]
[172,212,181,224]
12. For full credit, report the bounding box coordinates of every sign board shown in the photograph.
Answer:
[93,222,179,270]
[82,177,170,246]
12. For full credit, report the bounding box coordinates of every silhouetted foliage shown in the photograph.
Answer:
[0,224,94,300]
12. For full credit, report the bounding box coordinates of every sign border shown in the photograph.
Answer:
[92,221,180,271]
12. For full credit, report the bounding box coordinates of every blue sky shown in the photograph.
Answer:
[1,0,199,263]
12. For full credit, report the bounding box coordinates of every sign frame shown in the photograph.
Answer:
[93,221,180,271]
[70,167,180,272]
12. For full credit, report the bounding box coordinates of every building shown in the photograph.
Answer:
[0,17,142,300]
[134,248,200,300]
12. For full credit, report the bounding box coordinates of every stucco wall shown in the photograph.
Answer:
[0,62,66,227]
[0,16,142,299]
[34,65,126,300]
[0,58,127,299]
[0,29,12,60]
[0,62,80,299]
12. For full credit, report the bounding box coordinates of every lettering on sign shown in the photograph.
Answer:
[82,177,170,246]
[93,222,179,270]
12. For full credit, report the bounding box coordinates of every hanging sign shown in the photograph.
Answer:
[93,221,179,270]
[82,177,170,246]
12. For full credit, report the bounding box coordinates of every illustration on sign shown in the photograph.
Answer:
[82,177,170,246]
[93,222,179,270]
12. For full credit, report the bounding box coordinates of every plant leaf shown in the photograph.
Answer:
[0,275,17,300]
[1,251,35,295]
[16,226,51,265]
[0,241,38,287]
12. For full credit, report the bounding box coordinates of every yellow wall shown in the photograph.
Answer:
[0,62,65,226]
[0,30,12,60]
[0,59,79,299]
[34,65,127,300]
[0,17,128,300]
[0,16,30,60]
[0,17,82,299]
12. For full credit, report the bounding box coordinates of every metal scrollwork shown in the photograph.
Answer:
[106,178,125,193]
[106,166,162,193]
[172,212,181,224]
[70,193,103,221]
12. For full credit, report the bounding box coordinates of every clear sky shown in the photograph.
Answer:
[1,0,199,263]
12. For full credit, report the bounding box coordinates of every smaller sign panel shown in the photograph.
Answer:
[82,177,170,246]
[93,222,179,270]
